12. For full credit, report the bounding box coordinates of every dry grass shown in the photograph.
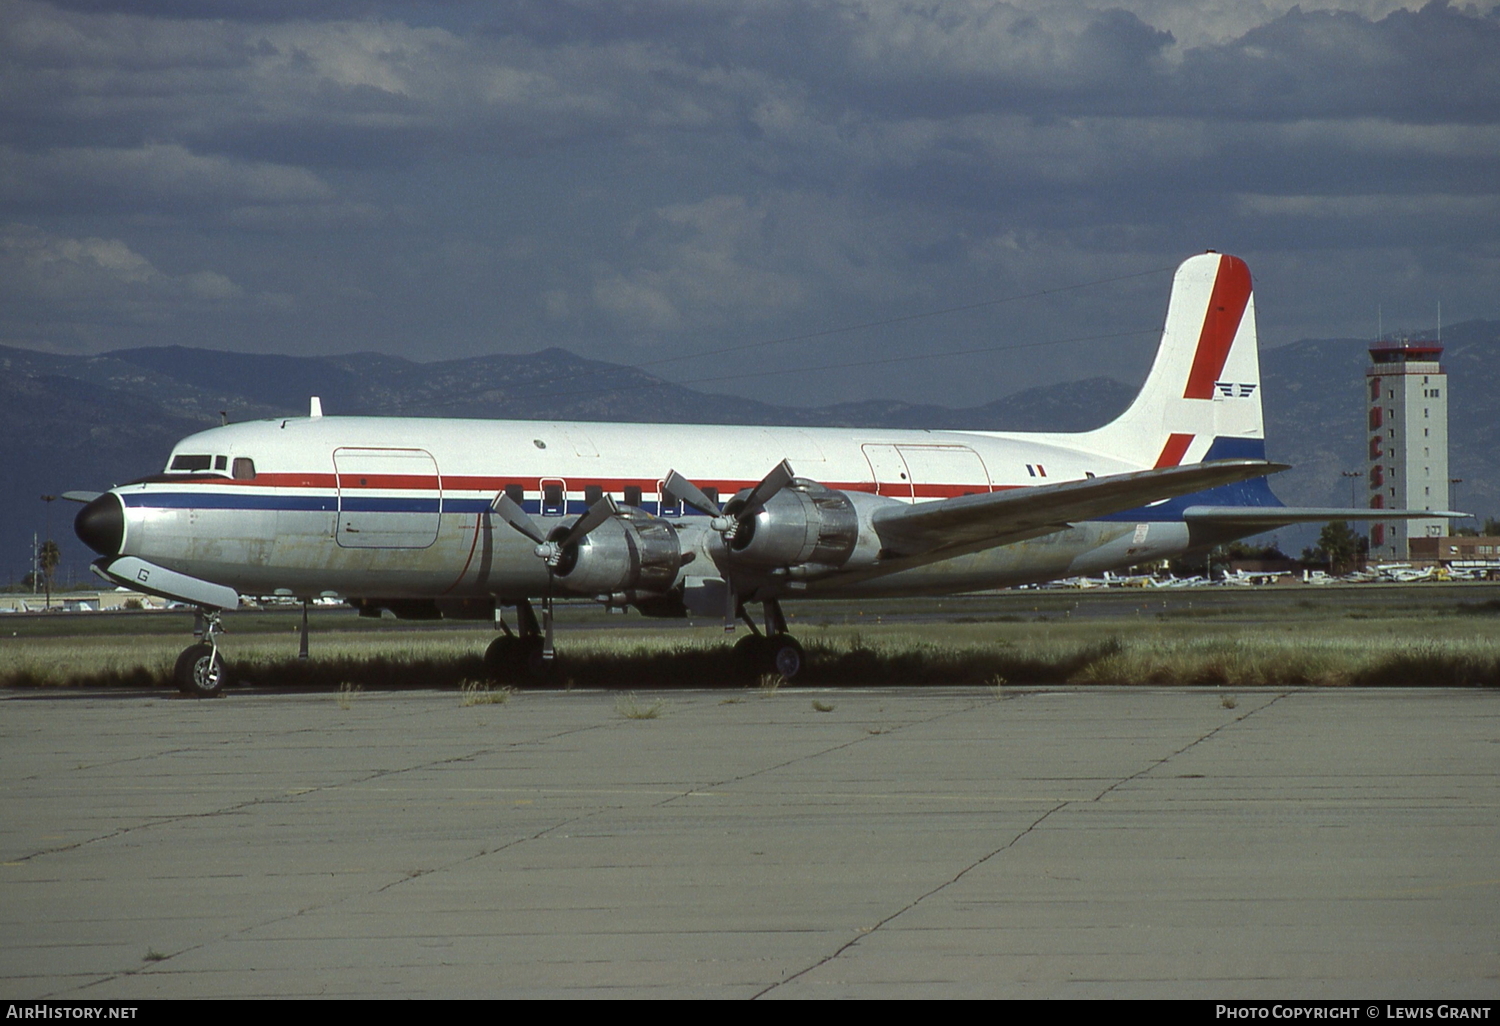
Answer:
[3,592,1498,691]
[459,680,513,706]
[616,692,665,719]
[757,673,785,695]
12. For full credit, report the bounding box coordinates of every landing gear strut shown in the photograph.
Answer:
[484,599,552,682]
[735,597,805,680]
[174,608,227,698]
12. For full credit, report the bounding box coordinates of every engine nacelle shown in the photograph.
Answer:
[724,479,860,573]
[552,506,681,597]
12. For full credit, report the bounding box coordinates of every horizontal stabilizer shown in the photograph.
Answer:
[1185,506,1466,528]
[872,458,1287,561]
[61,491,102,504]
[91,556,240,609]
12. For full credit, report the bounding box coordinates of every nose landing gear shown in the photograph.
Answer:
[174,608,227,698]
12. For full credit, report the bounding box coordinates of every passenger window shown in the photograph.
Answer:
[659,483,683,517]
[504,484,524,506]
[623,485,643,507]
[170,454,212,472]
[542,484,565,516]
[584,485,603,504]
[232,458,256,480]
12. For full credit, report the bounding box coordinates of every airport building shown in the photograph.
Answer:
[1365,340,1449,560]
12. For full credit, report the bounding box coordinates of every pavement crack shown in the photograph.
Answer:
[754,690,1291,998]
[755,798,1073,999]
[1088,690,1290,803]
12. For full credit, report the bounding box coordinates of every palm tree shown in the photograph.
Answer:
[38,539,60,609]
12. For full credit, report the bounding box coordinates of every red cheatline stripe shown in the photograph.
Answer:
[1154,433,1194,468]
[1183,254,1252,400]
[150,474,1022,499]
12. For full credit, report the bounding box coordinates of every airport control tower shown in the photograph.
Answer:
[1365,339,1449,559]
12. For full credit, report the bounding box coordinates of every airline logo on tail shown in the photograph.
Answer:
[1081,250,1265,469]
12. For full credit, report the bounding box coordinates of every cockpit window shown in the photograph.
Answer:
[232,458,256,480]
[214,455,228,471]
[170,454,213,472]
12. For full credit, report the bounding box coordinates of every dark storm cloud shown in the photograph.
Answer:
[1,0,1496,405]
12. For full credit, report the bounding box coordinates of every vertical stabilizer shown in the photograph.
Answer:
[1077,252,1264,467]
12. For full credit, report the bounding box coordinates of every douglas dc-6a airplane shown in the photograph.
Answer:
[70,252,1453,696]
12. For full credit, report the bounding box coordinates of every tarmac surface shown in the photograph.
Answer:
[2,684,1497,999]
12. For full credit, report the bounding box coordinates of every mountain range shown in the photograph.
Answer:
[5,319,1496,584]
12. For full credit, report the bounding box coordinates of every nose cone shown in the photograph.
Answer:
[75,493,124,556]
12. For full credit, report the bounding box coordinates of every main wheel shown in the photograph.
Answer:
[484,635,521,679]
[485,635,555,683]
[765,635,805,680]
[734,633,770,675]
[174,643,226,698]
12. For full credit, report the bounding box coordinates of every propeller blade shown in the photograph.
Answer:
[542,597,555,661]
[490,491,547,545]
[560,494,619,550]
[735,459,795,522]
[664,469,723,516]
[723,575,736,633]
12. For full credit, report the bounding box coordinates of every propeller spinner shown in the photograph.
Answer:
[663,460,795,632]
[490,490,620,658]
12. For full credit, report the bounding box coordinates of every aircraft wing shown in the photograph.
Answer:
[1183,505,1466,529]
[869,458,1286,563]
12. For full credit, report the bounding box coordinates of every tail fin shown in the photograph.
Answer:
[1078,251,1265,467]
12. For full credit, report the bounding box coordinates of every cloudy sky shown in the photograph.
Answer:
[2,0,1496,408]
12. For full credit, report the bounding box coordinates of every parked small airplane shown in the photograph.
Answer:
[69,251,1458,695]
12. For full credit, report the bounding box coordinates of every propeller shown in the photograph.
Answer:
[490,491,620,659]
[663,460,795,632]
[665,459,794,541]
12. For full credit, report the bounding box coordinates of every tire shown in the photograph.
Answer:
[484,635,521,679]
[734,633,770,675]
[485,635,555,684]
[766,635,805,680]
[174,643,226,698]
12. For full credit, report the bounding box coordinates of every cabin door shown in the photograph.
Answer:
[334,447,442,549]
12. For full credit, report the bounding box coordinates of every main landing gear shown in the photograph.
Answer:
[483,595,807,683]
[174,608,227,698]
[732,597,806,680]
[484,599,552,682]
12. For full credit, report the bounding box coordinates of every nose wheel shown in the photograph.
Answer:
[174,608,227,697]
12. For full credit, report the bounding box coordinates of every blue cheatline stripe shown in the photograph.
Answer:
[121,493,338,512]
[341,496,441,514]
